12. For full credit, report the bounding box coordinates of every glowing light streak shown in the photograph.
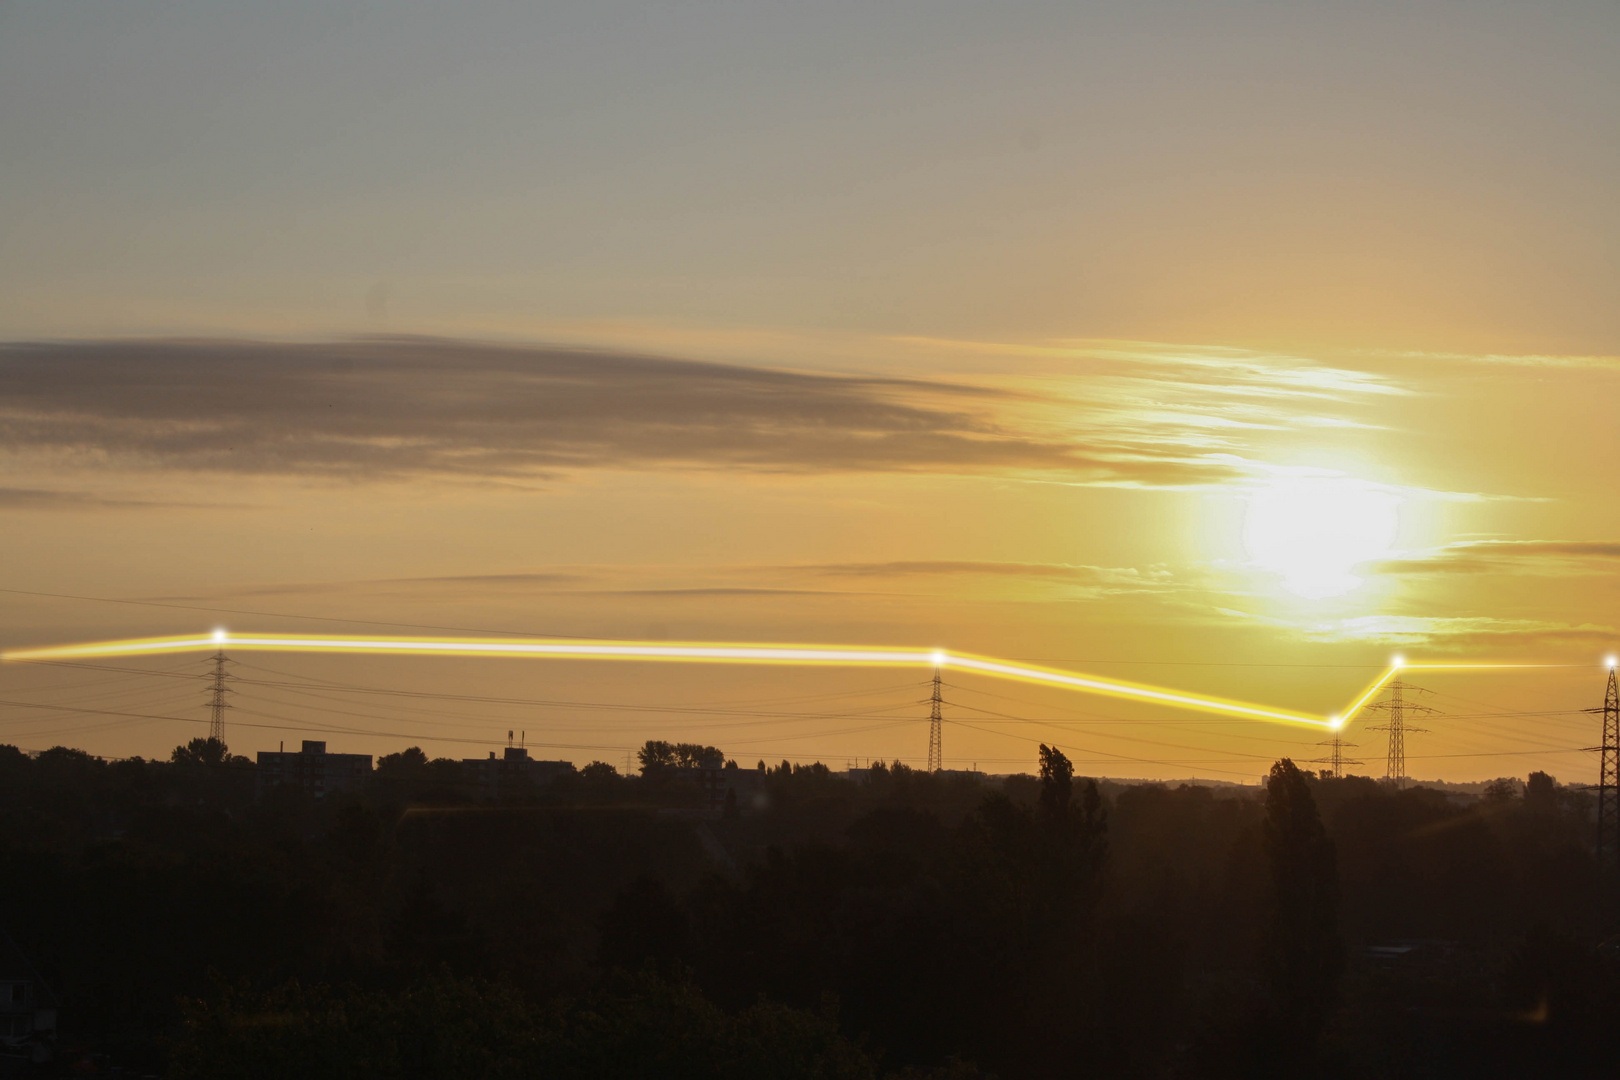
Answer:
[4,634,1601,732]
[1335,660,1579,727]
[1337,667,1398,727]
[4,631,1333,728]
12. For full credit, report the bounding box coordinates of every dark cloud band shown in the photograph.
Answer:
[0,336,1242,487]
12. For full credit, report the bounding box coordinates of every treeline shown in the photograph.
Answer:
[1,740,1618,1077]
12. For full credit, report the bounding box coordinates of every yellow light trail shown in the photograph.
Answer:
[2,631,1337,728]
[2,633,1594,732]
[1333,657,1579,727]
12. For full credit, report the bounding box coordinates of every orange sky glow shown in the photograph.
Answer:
[2,2,1616,784]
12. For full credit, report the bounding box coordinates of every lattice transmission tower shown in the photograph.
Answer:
[207,649,231,744]
[926,666,943,772]
[1591,663,1619,872]
[1364,680,1433,788]
[1310,736,1361,779]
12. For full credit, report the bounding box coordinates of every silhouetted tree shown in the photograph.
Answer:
[1524,771,1558,814]
[638,740,723,776]
[9,734,1616,1077]
[171,737,248,766]
[1483,776,1521,802]
[376,745,429,777]
[1260,758,1342,1068]
[1037,743,1073,824]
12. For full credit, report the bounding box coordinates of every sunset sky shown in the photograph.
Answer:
[2,1,1616,782]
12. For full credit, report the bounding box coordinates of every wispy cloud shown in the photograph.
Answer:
[898,339,1412,489]
[0,336,1295,489]
[1215,604,1617,647]
[146,560,1196,614]
[892,335,1410,400]
[0,335,1430,492]
[1301,615,1618,647]
[1374,540,1620,577]
[0,486,180,510]
[789,560,1176,590]
[1382,350,1620,371]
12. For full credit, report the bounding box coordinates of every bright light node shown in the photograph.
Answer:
[1607,655,1618,670]
[1392,654,1405,668]
[1329,715,1342,729]
[931,649,947,667]
[212,628,228,644]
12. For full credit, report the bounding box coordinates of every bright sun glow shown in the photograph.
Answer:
[1243,478,1399,599]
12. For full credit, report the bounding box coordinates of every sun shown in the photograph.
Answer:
[1243,478,1399,599]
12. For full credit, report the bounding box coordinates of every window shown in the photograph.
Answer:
[6,982,23,1005]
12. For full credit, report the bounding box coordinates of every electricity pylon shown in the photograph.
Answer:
[1587,664,1619,872]
[1311,736,1361,779]
[927,666,943,772]
[1364,680,1434,788]
[206,649,230,744]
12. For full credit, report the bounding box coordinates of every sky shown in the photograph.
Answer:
[1,0,1617,783]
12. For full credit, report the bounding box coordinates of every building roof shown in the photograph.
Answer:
[0,924,59,1009]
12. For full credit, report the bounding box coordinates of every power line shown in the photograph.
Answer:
[942,716,1263,779]
[940,697,1315,762]
[231,657,932,711]
[0,585,592,639]
[0,587,1409,671]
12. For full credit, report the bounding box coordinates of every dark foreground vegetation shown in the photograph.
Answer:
[2,740,1618,1078]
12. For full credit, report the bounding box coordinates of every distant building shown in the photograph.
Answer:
[698,753,727,810]
[257,740,373,797]
[718,760,766,811]
[0,926,57,1067]
[841,766,987,783]
[462,747,574,799]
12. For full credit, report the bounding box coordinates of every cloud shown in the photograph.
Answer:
[148,561,1187,614]
[1374,540,1620,577]
[1302,615,1618,647]
[0,486,177,510]
[577,587,839,598]
[0,336,1269,488]
[790,560,1175,588]
[1388,350,1620,371]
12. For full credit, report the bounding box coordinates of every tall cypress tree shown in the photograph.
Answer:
[1262,758,1343,1064]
